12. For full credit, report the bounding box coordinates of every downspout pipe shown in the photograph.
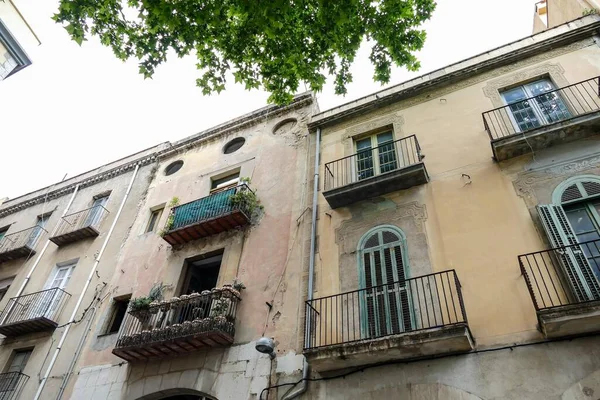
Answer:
[34,164,140,400]
[282,127,320,400]
[55,300,99,400]
[13,185,79,300]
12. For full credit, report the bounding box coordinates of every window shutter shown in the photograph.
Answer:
[536,204,600,302]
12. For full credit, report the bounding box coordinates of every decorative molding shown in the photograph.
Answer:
[0,95,314,218]
[340,114,405,155]
[512,153,600,200]
[482,63,568,108]
[0,155,157,218]
[336,200,427,249]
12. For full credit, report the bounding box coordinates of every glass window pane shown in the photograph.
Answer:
[525,79,555,96]
[502,87,528,104]
[356,138,372,150]
[565,208,596,234]
[376,132,393,145]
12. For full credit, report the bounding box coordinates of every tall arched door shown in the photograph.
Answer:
[358,226,413,338]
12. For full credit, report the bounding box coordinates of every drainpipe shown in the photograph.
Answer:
[12,185,80,301]
[55,301,99,400]
[34,164,140,400]
[281,127,320,400]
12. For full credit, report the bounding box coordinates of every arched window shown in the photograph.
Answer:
[537,175,600,302]
[357,226,413,338]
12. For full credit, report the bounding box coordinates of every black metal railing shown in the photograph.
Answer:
[0,288,71,326]
[52,205,109,237]
[0,372,28,400]
[323,135,423,192]
[167,184,254,232]
[483,77,600,140]
[519,239,600,311]
[115,288,241,349]
[304,270,468,350]
[0,226,47,255]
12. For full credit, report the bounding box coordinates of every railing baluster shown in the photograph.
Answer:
[482,77,600,140]
[303,270,468,350]
[322,135,422,191]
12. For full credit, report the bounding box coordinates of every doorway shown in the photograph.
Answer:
[180,252,223,295]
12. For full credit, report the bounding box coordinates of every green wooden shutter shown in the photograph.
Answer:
[537,204,600,302]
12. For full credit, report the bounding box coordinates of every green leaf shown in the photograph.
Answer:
[53,0,436,104]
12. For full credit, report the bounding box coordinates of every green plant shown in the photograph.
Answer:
[129,297,153,312]
[54,0,435,105]
[130,282,170,312]
[583,8,598,16]
[229,178,263,217]
[159,197,180,237]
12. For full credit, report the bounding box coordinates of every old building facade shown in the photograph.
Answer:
[299,13,600,400]
[2,7,600,400]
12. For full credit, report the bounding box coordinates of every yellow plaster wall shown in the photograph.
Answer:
[315,43,600,347]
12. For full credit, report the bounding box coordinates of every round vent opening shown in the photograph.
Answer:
[164,160,184,176]
[223,137,246,154]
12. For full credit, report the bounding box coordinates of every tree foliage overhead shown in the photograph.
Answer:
[54,0,436,104]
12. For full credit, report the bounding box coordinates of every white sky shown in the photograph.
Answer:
[1,0,538,199]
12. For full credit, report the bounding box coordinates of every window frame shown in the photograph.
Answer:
[0,19,31,80]
[145,207,164,233]
[4,348,32,374]
[356,225,414,338]
[500,78,572,133]
[352,131,400,182]
[102,295,131,335]
[210,172,240,193]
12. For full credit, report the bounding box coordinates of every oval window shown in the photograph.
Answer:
[223,137,245,154]
[164,160,183,176]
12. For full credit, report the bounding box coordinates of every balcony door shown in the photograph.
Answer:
[27,214,50,248]
[0,349,31,399]
[354,132,400,182]
[358,226,413,339]
[501,79,571,133]
[42,263,75,319]
[85,196,109,228]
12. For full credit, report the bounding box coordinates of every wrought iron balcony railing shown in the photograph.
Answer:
[324,135,424,192]
[162,184,254,245]
[0,372,29,400]
[113,287,241,362]
[0,226,47,262]
[49,205,109,246]
[483,77,600,140]
[304,270,468,350]
[0,288,71,336]
[519,239,600,311]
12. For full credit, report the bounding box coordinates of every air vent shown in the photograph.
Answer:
[582,181,600,197]
[364,234,380,249]
[561,184,583,203]
[382,231,400,244]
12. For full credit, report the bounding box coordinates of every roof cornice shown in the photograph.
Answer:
[309,15,600,130]
[0,93,314,217]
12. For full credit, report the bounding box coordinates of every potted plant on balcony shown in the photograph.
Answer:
[129,282,169,325]
[158,197,180,237]
[228,178,263,220]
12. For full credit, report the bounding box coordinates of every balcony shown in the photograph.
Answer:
[323,135,428,209]
[49,205,109,246]
[112,288,240,362]
[0,226,46,263]
[303,270,473,372]
[162,184,253,246]
[0,372,29,400]
[0,288,71,336]
[49,205,108,246]
[483,77,600,161]
[519,239,600,338]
